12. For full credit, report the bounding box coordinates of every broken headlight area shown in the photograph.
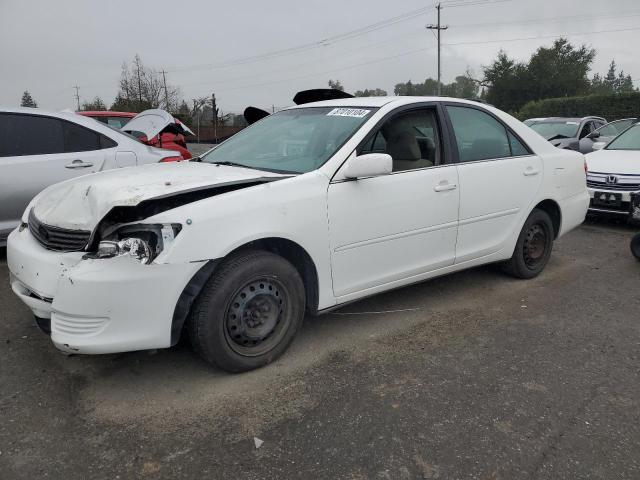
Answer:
[83,223,181,264]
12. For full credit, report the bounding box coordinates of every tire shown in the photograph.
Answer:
[188,250,305,372]
[631,233,640,261]
[502,209,554,279]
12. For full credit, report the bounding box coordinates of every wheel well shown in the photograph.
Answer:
[231,238,320,314]
[534,199,561,239]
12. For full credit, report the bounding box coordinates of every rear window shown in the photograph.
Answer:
[63,121,101,152]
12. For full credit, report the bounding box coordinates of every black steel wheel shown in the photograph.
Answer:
[188,250,305,372]
[224,277,290,357]
[502,209,554,279]
[631,233,640,260]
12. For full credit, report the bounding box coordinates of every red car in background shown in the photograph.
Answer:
[79,109,193,160]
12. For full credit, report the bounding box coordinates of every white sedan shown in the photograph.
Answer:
[7,97,589,372]
[586,121,640,219]
[0,107,183,246]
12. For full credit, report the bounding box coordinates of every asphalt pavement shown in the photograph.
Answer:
[1,219,639,479]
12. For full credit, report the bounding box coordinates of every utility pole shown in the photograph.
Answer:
[73,85,80,111]
[426,3,448,96]
[211,93,218,144]
[161,70,169,111]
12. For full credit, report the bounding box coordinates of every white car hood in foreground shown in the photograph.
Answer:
[122,109,195,138]
[587,149,640,175]
[30,162,285,231]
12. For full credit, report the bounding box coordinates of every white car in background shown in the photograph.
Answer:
[0,107,183,245]
[7,97,589,372]
[586,121,640,219]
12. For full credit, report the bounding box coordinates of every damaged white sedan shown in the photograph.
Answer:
[7,96,589,372]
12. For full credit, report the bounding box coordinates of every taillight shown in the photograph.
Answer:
[584,158,588,173]
[160,156,182,163]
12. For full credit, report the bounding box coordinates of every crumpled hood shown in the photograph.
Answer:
[30,162,285,230]
[586,149,640,175]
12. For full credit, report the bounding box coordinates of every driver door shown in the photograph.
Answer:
[327,105,459,299]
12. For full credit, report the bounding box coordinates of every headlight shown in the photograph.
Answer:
[84,223,181,264]
[97,238,153,264]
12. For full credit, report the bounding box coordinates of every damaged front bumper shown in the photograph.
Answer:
[7,227,203,354]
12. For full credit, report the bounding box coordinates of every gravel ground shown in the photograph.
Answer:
[1,219,639,479]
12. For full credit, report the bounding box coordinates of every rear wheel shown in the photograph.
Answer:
[188,250,305,372]
[631,233,640,260]
[502,209,554,279]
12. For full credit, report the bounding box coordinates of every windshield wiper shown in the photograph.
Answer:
[547,134,569,141]
[209,161,257,169]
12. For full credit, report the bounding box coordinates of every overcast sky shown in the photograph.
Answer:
[1,0,639,113]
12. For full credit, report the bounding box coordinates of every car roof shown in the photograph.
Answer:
[78,111,136,117]
[535,116,605,122]
[285,96,489,110]
[0,106,136,138]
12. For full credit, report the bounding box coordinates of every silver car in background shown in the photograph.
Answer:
[0,107,180,246]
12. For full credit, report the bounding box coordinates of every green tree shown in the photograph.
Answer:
[590,60,637,95]
[328,79,344,91]
[482,51,530,111]
[20,90,37,108]
[441,75,480,99]
[482,39,595,112]
[527,38,595,100]
[81,96,107,111]
[354,88,388,97]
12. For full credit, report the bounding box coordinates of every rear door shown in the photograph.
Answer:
[0,113,112,235]
[443,104,543,263]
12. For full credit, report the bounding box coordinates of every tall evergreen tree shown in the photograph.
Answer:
[20,90,37,108]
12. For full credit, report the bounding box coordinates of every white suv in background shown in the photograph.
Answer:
[7,97,589,372]
[0,107,182,245]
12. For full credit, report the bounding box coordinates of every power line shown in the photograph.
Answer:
[166,5,438,73]
[167,0,507,74]
[443,25,640,47]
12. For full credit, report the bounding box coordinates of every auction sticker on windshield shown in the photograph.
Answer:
[327,108,371,118]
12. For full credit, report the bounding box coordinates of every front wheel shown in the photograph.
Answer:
[502,209,554,279]
[188,250,305,372]
[631,233,640,260]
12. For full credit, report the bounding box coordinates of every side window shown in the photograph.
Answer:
[446,106,511,162]
[63,121,101,152]
[508,131,529,156]
[100,134,117,149]
[0,113,64,157]
[361,108,442,172]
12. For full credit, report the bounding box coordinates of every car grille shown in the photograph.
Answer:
[587,172,640,191]
[28,209,91,252]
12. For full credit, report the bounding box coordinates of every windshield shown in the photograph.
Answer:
[200,107,377,173]
[605,123,640,150]
[597,119,635,137]
[529,120,580,139]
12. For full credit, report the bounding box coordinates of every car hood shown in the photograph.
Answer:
[30,162,287,231]
[586,149,640,175]
[122,109,194,139]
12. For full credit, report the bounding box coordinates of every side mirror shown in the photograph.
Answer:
[587,131,600,140]
[343,153,392,179]
[592,142,606,151]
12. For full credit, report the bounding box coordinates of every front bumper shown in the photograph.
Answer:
[587,188,638,217]
[7,228,204,354]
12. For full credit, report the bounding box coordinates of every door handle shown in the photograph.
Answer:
[434,182,457,192]
[523,167,540,176]
[65,159,94,169]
